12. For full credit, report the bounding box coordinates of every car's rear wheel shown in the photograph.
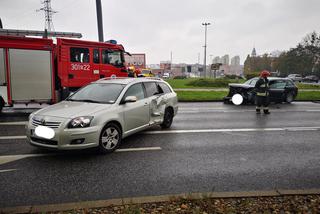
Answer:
[161,108,173,129]
[285,92,294,103]
[98,123,122,154]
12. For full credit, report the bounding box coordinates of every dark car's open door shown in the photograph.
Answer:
[269,80,287,102]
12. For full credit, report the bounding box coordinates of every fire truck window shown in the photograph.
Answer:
[93,49,100,64]
[70,47,90,63]
[102,50,124,67]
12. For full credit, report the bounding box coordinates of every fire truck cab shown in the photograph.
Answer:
[57,38,128,95]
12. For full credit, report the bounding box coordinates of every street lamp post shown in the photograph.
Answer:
[202,22,210,78]
[96,0,104,42]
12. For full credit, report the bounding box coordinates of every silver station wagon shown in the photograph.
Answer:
[26,78,178,153]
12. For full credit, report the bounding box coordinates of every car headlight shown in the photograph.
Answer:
[68,116,93,128]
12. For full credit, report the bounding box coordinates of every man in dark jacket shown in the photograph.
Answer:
[255,70,271,114]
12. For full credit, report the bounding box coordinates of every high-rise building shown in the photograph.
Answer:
[221,55,229,65]
[212,56,221,64]
[230,56,240,66]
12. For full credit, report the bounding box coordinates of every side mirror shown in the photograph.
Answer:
[124,96,137,103]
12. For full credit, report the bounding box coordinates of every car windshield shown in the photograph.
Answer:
[66,83,125,104]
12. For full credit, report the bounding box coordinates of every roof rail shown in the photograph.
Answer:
[96,77,131,82]
[96,76,164,82]
[144,77,163,81]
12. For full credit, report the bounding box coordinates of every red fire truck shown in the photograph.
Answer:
[0,36,129,112]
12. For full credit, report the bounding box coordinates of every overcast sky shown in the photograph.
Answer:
[1,0,319,64]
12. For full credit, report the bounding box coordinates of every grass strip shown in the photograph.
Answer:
[296,91,320,100]
[176,91,227,101]
[166,78,320,90]
[176,91,320,102]
[297,83,320,89]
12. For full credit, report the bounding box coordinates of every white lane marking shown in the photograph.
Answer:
[0,136,27,140]
[287,129,318,131]
[179,108,226,110]
[179,110,254,113]
[0,154,52,165]
[0,121,28,126]
[1,127,320,140]
[144,127,320,134]
[0,147,162,165]
[283,126,320,130]
[179,109,320,113]
[144,128,285,134]
[0,169,18,173]
[284,127,319,131]
[115,147,162,152]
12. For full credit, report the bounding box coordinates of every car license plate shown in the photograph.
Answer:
[34,126,55,139]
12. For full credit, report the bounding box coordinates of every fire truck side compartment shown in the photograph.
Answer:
[0,48,8,103]
[9,49,53,102]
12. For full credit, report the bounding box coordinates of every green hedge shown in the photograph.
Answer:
[186,78,243,88]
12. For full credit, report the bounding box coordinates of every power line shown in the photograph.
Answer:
[37,0,57,31]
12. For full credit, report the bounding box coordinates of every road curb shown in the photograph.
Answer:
[1,189,320,213]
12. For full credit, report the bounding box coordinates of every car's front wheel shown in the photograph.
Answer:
[285,92,294,103]
[161,108,173,129]
[98,123,122,154]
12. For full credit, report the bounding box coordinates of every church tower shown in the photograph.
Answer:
[251,47,257,57]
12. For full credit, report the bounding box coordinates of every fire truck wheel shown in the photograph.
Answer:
[61,88,70,100]
[0,97,4,113]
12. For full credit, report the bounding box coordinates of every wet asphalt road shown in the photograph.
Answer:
[0,102,320,208]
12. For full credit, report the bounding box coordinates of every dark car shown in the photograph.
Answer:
[303,75,319,83]
[224,77,298,104]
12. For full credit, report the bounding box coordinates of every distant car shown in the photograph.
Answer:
[140,69,155,77]
[224,77,298,104]
[288,74,303,82]
[162,73,170,78]
[303,75,319,83]
[26,78,178,154]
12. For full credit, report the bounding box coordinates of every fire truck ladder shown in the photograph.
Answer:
[0,29,82,38]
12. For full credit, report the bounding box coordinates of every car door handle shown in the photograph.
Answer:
[144,102,148,106]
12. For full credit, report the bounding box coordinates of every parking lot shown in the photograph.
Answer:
[1,102,320,208]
